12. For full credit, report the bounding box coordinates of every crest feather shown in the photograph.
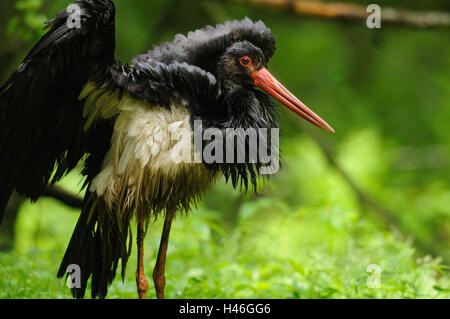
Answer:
[133,17,276,72]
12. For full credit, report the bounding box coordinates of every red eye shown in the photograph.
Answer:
[239,56,253,67]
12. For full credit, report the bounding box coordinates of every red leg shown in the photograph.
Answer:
[136,221,148,299]
[153,209,175,299]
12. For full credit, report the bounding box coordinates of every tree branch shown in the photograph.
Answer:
[234,0,450,28]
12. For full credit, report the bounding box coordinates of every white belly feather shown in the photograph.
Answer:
[90,97,193,195]
[80,82,216,217]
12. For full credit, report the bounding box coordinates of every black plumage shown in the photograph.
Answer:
[0,0,115,217]
[0,0,333,299]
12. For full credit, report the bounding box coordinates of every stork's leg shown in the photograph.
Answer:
[136,221,149,299]
[153,209,175,299]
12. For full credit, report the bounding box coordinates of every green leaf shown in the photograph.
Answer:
[288,258,306,276]
[432,265,450,275]
[433,286,450,293]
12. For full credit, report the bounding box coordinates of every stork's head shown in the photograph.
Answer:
[218,40,334,133]
[218,40,266,85]
[135,18,334,133]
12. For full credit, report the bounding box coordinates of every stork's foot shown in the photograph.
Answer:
[136,271,149,299]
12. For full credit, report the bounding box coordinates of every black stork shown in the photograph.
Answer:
[0,0,334,299]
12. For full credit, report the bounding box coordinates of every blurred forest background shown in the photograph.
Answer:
[0,0,449,298]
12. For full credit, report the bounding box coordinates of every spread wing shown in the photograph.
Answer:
[0,0,116,220]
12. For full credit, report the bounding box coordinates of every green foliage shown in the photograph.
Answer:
[0,183,448,298]
[7,0,48,42]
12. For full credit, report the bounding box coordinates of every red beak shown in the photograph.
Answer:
[251,68,335,133]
